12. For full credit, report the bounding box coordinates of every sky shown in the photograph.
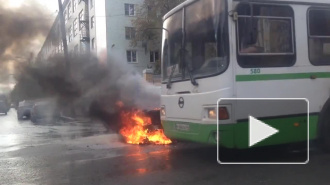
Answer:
[37,0,60,14]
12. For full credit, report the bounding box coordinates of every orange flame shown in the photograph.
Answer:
[119,110,172,145]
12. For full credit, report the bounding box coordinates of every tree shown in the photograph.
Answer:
[131,0,184,75]
[131,0,185,49]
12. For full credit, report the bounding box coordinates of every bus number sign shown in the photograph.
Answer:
[250,68,261,74]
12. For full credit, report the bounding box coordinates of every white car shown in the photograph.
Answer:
[17,100,35,120]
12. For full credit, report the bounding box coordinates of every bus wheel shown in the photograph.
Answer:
[318,99,330,152]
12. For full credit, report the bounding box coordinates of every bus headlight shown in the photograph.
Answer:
[207,107,229,120]
[161,106,166,117]
[207,108,217,119]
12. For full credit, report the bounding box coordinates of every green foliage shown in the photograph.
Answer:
[131,0,185,48]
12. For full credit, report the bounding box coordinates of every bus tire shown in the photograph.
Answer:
[318,98,330,152]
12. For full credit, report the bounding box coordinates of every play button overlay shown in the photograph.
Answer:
[217,98,309,164]
[249,116,279,147]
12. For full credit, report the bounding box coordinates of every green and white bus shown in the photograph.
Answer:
[160,0,330,149]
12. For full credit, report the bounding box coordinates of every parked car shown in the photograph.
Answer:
[17,100,35,120]
[0,99,9,115]
[30,100,60,123]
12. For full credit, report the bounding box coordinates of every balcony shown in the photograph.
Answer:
[80,28,90,42]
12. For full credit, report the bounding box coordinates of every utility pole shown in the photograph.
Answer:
[58,0,70,75]
[58,0,75,118]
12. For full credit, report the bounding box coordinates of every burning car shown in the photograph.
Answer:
[119,109,171,145]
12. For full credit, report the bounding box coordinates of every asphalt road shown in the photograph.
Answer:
[1,109,330,185]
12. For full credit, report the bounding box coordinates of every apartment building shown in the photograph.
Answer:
[37,0,159,74]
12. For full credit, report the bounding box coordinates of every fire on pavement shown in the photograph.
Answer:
[119,109,172,145]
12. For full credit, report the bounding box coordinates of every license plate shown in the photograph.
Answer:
[175,123,190,131]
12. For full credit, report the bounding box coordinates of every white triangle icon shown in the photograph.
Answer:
[249,116,279,147]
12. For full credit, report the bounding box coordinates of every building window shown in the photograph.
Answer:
[236,3,295,68]
[125,27,136,40]
[67,2,72,18]
[79,9,84,30]
[64,10,67,23]
[91,38,96,50]
[90,0,93,9]
[127,50,137,63]
[308,8,330,65]
[68,26,73,42]
[91,16,95,29]
[73,0,77,12]
[79,10,84,21]
[150,51,159,63]
[73,18,78,37]
[125,4,135,16]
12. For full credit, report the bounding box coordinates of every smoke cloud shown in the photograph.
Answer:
[12,54,161,125]
[0,0,52,62]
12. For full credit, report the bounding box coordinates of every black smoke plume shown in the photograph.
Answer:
[12,54,161,130]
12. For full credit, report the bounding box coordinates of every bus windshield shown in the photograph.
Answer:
[162,0,229,82]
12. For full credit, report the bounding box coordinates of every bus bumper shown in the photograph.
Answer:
[161,115,318,149]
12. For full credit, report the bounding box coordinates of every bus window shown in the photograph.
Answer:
[185,0,229,78]
[162,0,229,81]
[163,10,183,81]
[236,4,296,68]
[308,9,330,65]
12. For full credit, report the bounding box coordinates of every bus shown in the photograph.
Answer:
[160,0,330,149]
